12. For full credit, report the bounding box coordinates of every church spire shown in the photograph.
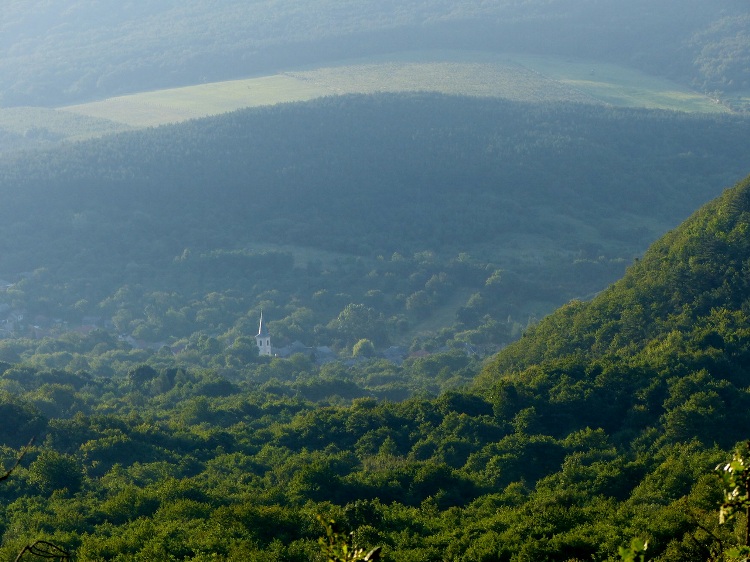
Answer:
[257,310,269,337]
[255,310,272,356]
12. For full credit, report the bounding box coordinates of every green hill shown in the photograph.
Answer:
[477,174,750,383]
[59,54,725,131]
[3,5,750,556]
[472,173,750,454]
[2,1,748,107]
[0,52,720,155]
[3,173,750,560]
[1,93,749,366]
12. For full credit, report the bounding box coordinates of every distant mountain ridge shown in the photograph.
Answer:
[1,0,748,107]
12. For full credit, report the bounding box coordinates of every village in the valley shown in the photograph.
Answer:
[0,291,421,365]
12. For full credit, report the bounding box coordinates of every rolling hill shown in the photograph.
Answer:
[0,50,724,155]
[3,1,747,155]
[2,156,750,562]
[476,173,750,385]
[0,93,748,361]
[58,53,726,130]
[2,0,748,109]
[473,172,750,455]
[2,4,750,559]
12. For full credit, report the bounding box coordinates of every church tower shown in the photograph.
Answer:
[255,311,272,356]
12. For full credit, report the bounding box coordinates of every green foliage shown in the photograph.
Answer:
[352,339,376,358]
[27,450,83,494]
[479,175,750,394]
[619,538,648,562]
[717,442,750,556]
[317,516,381,562]
[0,94,748,382]
[328,304,387,349]
[127,364,158,386]
[2,93,750,561]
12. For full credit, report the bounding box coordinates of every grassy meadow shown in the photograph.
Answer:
[62,75,328,128]
[0,51,729,154]
[513,54,729,113]
[61,58,595,128]
[0,107,131,153]
[58,51,728,130]
[0,107,129,138]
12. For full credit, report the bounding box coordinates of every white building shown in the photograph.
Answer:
[255,311,272,356]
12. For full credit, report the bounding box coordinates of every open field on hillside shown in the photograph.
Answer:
[61,75,328,128]
[513,54,728,113]
[0,107,130,154]
[58,51,726,129]
[286,59,597,104]
[61,58,595,128]
[0,107,129,138]
[0,51,726,154]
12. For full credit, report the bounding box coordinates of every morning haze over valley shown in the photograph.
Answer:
[1,2,750,560]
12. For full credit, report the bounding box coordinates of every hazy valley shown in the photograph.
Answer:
[1,1,750,560]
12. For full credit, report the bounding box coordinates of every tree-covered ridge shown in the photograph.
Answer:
[477,173,750,383]
[1,0,748,107]
[463,174,750,520]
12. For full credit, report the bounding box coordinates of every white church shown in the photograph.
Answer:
[253,311,337,362]
[255,311,272,356]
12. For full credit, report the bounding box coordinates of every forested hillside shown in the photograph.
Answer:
[3,4,750,559]
[0,94,749,372]
[1,0,748,107]
[476,174,750,383]
[3,172,750,560]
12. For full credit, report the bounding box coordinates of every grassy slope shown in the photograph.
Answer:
[513,54,729,113]
[0,51,724,151]
[58,51,727,129]
[60,75,328,128]
[0,107,130,154]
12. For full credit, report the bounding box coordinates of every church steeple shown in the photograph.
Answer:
[255,311,272,356]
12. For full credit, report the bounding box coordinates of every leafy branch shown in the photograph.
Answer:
[0,438,71,561]
[14,540,70,562]
[0,436,35,482]
[317,515,381,562]
[717,441,750,559]
[618,537,648,562]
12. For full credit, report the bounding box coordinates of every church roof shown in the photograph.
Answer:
[256,311,269,338]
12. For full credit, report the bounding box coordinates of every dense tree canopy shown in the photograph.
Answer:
[2,173,750,559]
